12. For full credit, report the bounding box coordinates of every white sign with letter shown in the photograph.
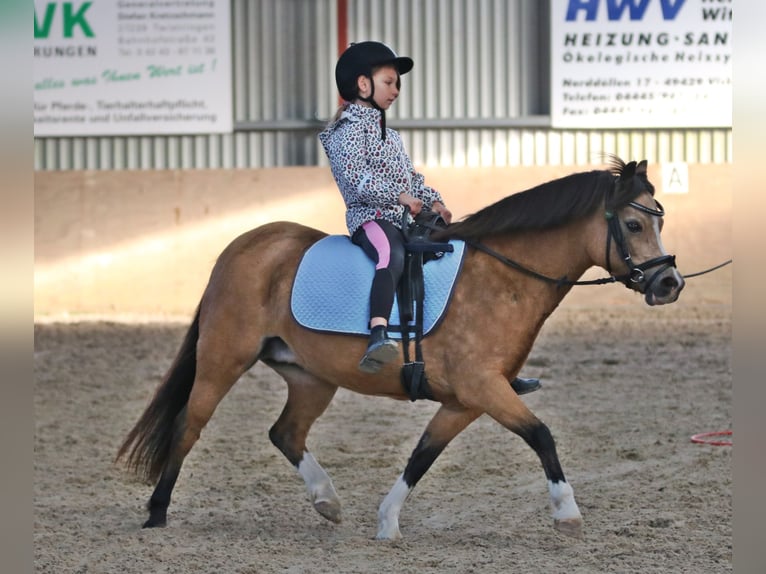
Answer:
[661,162,689,194]
[34,0,232,136]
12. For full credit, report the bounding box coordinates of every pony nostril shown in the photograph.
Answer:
[660,276,678,291]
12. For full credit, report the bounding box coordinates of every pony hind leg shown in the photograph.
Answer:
[265,361,341,523]
[143,362,250,527]
[142,406,186,528]
[377,404,481,540]
[116,309,202,528]
[141,322,265,528]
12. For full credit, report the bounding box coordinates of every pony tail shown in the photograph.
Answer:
[115,307,201,483]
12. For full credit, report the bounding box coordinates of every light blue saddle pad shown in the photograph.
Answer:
[291,235,466,338]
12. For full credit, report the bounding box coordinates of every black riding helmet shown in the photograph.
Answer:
[335,41,413,140]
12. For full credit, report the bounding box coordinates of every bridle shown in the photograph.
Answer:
[604,198,677,292]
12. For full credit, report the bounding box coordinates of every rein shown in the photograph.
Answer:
[465,235,731,288]
[681,259,733,278]
[462,239,619,288]
[464,198,673,291]
[463,198,731,288]
[424,196,733,290]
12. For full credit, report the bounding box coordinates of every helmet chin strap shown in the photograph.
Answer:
[359,81,387,141]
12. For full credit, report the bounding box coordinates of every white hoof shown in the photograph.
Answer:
[554,517,583,539]
[298,453,341,523]
[548,479,582,537]
[313,497,342,523]
[309,481,341,523]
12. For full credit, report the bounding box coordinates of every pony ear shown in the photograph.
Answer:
[636,160,648,175]
[621,161,637,180]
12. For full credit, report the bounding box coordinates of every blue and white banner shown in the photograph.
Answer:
[550,0,732,128]
[34,1,232,136]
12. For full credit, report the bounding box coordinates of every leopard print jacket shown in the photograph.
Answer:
[319,103,445,235]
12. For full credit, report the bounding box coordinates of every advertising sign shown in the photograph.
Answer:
[550,0,732,128]
[34,1,232,136]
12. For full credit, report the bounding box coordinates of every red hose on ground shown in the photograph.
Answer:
[690,430,732,446]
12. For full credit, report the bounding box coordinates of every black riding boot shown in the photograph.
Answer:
[359,325,399,374]
[511,376,541,395]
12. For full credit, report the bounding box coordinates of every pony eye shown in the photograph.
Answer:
[626,221,643,233]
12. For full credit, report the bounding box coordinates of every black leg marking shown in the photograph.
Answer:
[268,423,303,467]
[402,432,444,488]
[516,422,566,483]
[144,466,180,528]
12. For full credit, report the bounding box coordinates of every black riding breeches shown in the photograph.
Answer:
[351,219,406,323]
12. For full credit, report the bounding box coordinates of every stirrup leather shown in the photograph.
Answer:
[395,209,451,401]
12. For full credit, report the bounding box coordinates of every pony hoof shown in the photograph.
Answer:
[554,517,583,539]
[314,500,342,523]
[375,528,402,541]
[142,517,167,529]
[375,517,402,540]
[142,506,168,528]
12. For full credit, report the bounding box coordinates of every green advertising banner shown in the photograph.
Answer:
[34,1,232,136]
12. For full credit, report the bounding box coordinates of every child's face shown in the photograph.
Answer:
[358,65,400,110]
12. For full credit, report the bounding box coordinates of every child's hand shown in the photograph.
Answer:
[432,201,453,224]
[398,193,424,216]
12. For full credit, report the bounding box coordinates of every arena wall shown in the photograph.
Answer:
[34,164,732,318]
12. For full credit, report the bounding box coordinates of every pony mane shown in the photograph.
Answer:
[435,155,652,242]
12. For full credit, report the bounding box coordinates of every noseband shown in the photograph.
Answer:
[605,199,677,293]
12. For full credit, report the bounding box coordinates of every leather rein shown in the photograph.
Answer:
[463,198,676,293]
[413,195,731,291]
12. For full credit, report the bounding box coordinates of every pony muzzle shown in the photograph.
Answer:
[617,254,684,305]
[642,264,685,306]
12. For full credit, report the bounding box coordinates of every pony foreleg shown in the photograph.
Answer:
[377,405,480,540]
[517,421,583,538]
[464,380,583,539]
[377,475,408,540]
